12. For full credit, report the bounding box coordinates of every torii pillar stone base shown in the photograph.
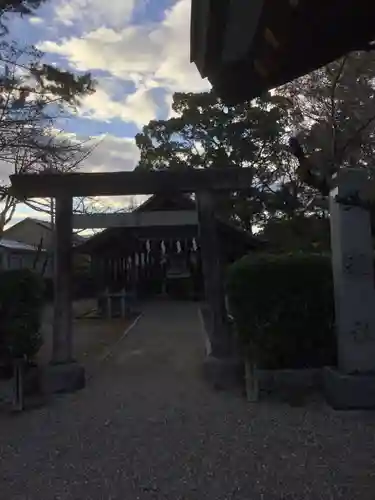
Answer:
[324,168,375,409]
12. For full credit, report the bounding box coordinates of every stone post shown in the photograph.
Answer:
[42,194,85,394]
[324,168,375,409]
[196,190,231,357]
[52,194,74,364]
[196,190,240,389]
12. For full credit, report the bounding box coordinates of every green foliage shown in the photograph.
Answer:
[0,41,95,121]
[135,90,297,231]
[0,269,45,363]
[226,253,336,369]
[29,62,95,106]
[259,215,331,253]
[135,51,375,242]
[136,91,289,172]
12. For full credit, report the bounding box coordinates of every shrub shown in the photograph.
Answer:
[226,253,336,369]
[0,269,45,366]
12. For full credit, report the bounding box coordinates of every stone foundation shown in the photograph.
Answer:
[203,355,243,391]
[323,366,375,410]
[41,362,85,395]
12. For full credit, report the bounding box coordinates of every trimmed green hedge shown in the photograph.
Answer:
[226,253,337,369]
[0,269,45,367]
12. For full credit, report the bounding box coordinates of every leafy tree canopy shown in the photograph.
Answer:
[136,90,306,231]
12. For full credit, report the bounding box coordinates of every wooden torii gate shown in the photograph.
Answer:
[10,167,253,392]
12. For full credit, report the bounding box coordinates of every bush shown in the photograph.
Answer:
[0,269,45,367]
[226,253,336,369]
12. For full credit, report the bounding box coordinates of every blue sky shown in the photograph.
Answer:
[3,0,210,224]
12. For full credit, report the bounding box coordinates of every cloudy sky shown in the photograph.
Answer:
[5,0,210,225]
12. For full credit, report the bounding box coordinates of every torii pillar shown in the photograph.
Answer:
[42,194,85,394]
[196,190,241,389]
[324,168,375,409]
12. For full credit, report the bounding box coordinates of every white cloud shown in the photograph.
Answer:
[54,0,137,29]
[80,85,160,128]
[38,0,210,128]
[40,26,161,82]
[0,161,15,185]
[79,133,140,173]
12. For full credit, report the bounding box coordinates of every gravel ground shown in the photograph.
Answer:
[1,301,375,500]
[38,300,131,372]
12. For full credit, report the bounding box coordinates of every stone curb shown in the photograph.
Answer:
[198,305,324,394]
[258,368,322,393]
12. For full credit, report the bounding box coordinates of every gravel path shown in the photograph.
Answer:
[1,301,375,500]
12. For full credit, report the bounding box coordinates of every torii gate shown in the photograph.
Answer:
[10,167,253,393]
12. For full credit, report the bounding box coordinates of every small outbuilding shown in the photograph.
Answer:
[77,192,261,300]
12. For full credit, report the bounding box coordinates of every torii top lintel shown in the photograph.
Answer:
[10,167,254,199]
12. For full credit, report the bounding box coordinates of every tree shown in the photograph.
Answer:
[260,50,375,251]
[0,0,46,16]
[258,215,331,253]
[136,51,375,245]
[279,50,375,191]
[0,7,96,236]
[0,0,47,33]
[136,90,301,232]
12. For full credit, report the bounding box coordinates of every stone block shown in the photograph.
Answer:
[41,362,85,395]
[329,169,375,374]
[199,304,243,391]
[258,368,322,393]
[324,366,375,409]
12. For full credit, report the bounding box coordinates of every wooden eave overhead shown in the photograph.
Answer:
[190,0,375,103]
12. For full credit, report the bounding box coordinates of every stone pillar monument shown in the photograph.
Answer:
[324,168,375,408]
